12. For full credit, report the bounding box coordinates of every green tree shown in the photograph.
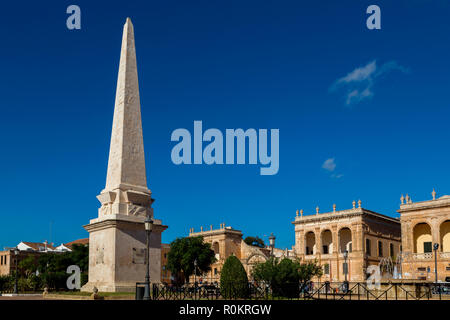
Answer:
[0,275,13,292]
[18,256,38,277]
[252,258,322,298]
[70,244,89,273]
[243,236,265,248]
[166,236,216,284]
[35,244,89,291]
[298,260,323,283]
[220,255,249,298]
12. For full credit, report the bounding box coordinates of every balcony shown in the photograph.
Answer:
[411,252,433,260]
[440,252,450,259]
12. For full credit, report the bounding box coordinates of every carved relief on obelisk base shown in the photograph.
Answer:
[82,18,167,292]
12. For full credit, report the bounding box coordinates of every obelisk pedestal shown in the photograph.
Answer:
[81,18,167,293]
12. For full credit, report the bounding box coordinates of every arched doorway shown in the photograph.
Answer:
[339,228,352,253]
[212,242,220,260]
[413,223,432,253]
[321,230,333,254]
[305,231,316,255]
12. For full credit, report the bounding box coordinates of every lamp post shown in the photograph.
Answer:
[194,259,198,285]
[13,248,19,294]
[269,233,276,257]
[143,216,153,300]
[343,250,349,293]
[433,243,439,284]
[194,259,198,300]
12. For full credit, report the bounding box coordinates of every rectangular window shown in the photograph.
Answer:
[366,239,371,256]
[324,264,330,275]
[390,243,394,257]
[214,268,218,275]
[417,267,427,272]
[323,245,329,254]
[424,242,432,253]
[378,241,383,257]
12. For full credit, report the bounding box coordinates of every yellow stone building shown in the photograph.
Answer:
[166,192,450,284]
[398,190,450,281]
[292,200,401,282]
[187,224,293,283]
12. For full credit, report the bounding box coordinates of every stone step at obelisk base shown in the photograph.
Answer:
[81,18,167,293]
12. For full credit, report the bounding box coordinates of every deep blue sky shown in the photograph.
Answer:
[1,1,450,250]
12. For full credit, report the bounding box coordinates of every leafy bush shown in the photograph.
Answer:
[252,258,323,298]
[81,273,88,287]
[220,255,249,299]
[41,272,68,290]
[0,275,13,292]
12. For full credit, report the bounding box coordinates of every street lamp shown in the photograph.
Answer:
[143,216,153,300]
[194,259,198,285]
[13,248,19,294]
[269,233,276,256]
[343,250,349,292]
[193,259,198,300]
[433,243,439,284]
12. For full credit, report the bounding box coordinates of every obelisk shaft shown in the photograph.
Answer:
[105,18,148,192]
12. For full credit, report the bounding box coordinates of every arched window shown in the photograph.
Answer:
[440,220,450,252]
[413,223,432,253]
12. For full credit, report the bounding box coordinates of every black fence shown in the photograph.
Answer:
[147,281,450,301]
[305,281,450,301]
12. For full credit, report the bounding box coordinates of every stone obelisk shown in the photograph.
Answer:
[82,18,167,293]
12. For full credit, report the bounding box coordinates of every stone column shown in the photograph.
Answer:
[295,230,304,257]
[332,226,339,282]
[431,217,440,247]
[315,227,321,258]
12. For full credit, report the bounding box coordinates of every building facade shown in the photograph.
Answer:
[187,224,292,283]
[398,191,450,281]
[0,250,15,276]
[0,242,56,276]
[292,200,401,282]
[161,243,173,284]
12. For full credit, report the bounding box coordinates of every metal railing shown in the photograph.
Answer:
[305,281,450,301]
[148,281,450,300]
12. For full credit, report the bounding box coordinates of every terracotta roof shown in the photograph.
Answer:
[64,238,89,249]
[22,242,56,250]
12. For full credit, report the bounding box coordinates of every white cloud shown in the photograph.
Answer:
[330,60,409,106]
[322,158,344,179]
[336,60,377,84]
[322,158,336,172]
